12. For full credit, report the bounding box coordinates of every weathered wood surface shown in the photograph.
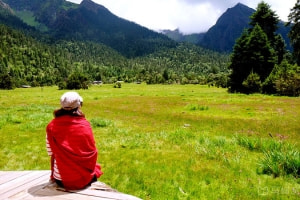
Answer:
[0,171,141,200]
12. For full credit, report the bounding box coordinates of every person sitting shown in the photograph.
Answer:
[46,91,103,190]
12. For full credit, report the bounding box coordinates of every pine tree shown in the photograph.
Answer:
[273,34,286,64]
[250,1,285,64]
[250,2,279,42]
[287,0,300,65]
[228,30,251,93]
[247,24,275,81]
[228,2,281,94]
[228,25,275,93]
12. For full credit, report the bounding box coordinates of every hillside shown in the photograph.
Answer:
[0,0,35,31]
[0,23,229,88]
[2,0,77,31]
[2,0,176,58]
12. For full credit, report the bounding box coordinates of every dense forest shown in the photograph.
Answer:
[0,24,230,89]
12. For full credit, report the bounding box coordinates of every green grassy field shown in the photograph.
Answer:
[0,84,299,199]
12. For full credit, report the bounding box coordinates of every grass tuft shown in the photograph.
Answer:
[258,144,300,178]
[235,135,283,152]
[185,103,209,111]
[90,118,113,128]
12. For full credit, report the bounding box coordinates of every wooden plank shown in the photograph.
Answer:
[10,182,66,200]
[0,171,141,200]
[0,171,49,191]
[70,189,141,200]
[0,171,42,194]
[0,171,50,199]
[8,173,50,200]
[31,181,141,200]
[11,184,109,200]
[0,171,32,184]
[31,188,111,200]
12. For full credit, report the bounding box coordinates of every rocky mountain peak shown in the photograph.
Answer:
[80,0,108,13]
[0,0,14,14]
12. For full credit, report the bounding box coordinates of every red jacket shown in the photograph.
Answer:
[46,115,103,190]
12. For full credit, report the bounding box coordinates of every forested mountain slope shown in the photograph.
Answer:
[2,0,176,58]
[0,23,229,87]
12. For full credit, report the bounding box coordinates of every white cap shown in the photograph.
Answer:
[60,92,83,110]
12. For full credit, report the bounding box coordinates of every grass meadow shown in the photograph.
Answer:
[0,84,300,199]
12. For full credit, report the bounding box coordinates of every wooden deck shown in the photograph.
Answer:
[0,171,141,200]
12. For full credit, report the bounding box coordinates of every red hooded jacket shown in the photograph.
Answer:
[46,115,103,190]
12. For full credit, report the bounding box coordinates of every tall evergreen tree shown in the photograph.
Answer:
[287,0,300,65]
[228,1,281,93]
[247,24,275,81]
[250,1,279,43]
[228,30,251,92]
[229,25,275,93]
[250,1,285,64]
[273,34,286,64]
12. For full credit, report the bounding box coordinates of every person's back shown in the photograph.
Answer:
[46,92,103,190]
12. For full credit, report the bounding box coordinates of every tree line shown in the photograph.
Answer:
[228,1,300,96]
[0,24,229,90]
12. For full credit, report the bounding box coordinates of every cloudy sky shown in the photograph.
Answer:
[67,0,296,34]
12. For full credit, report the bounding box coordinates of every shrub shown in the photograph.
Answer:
[113,81,122,88]
[65,72,89,90]
[0,73,14,90]
[275,73,300,96]
[262,60,300,96]
[57,81,67,90]
[242,72,261,94]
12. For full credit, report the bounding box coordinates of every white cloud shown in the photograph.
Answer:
[67,0,296,34]
[67,0,81,3]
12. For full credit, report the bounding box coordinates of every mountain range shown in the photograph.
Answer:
[0,0,292,55]
[1,0,176,57]
[200,3,255,52]
[162,3,291,52]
